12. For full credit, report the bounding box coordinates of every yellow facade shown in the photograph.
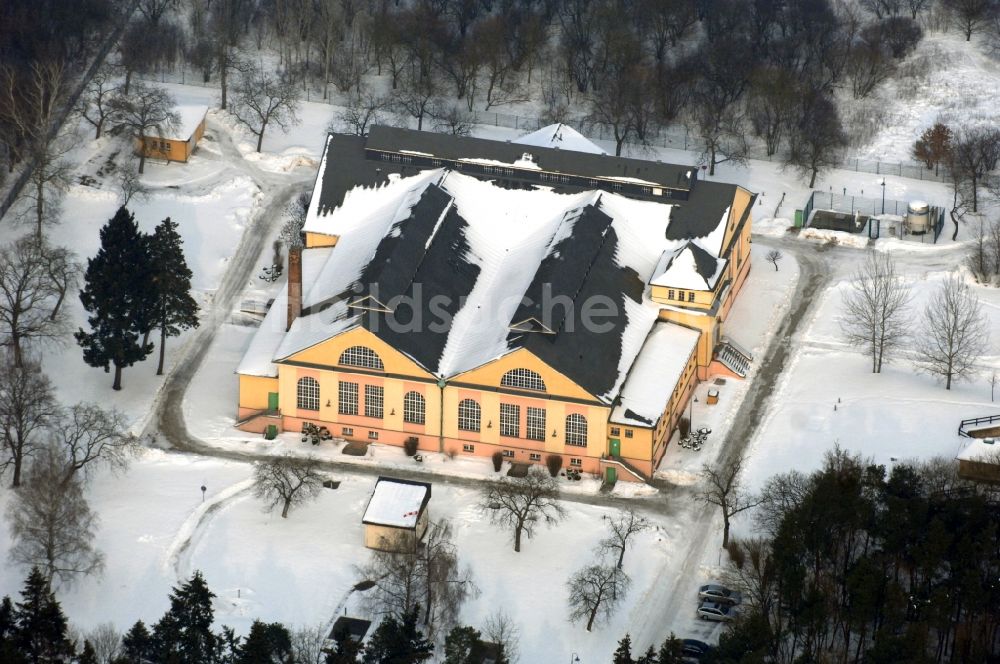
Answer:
[305,232,338,248]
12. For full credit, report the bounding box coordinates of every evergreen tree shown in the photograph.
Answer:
[151,571,218,664]
[0,596,22,664]
[236,621,291,664]
[118,620,153,663]
[657,634,685,664]
[76,641,97,664]
[442,626,485,664]
[635,645,657,664]
[612,634,634,664]
[324,630,362,664]
[75,207,154,390]
[148,217,199,376]
[13,568,75,663]
[362,606,432,664]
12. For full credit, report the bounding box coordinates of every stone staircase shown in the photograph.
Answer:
[716,338,753,377]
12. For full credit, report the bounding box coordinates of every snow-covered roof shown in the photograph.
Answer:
[957,438,1000,463]
[513,123,606,155]
[610,323,701,427]
[650,242,728,291]
[362,478,431,529]
[152,105,208,142]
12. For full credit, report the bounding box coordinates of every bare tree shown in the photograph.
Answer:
[989,371,998,401]
[942,0,996,39]
[209,0,252,110]
[41,242,79,324]
[336,92,389,137]
[483,609,520,664]
[916,274,990,390]
[566,564,631,632]
[108,82,178,174]
[230,63,302,153]
[85,623,121,664]
[479,467,566,552]
[290,624,328,664]
[766,250,783,272]
[0,236,69,368]
[840,251,911,373]
[698,453,760,548]
[951,126,1000,213]
[785,93,847,188]
[116,155,149,206]
[431,104,474,137]
[599,508,651,569]
[391,73,439,131]
[7,446,105,587]
[77,65,119,140]
[0,354,58,488]
[251,455,324,518]
[721,537,777,620]
[53,403,138,487]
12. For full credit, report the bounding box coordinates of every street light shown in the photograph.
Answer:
[569,653,581,664]
[880,178,886,214]
[689,394,699,431]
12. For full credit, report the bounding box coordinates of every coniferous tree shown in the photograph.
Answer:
[75,207,154,390]
[148,217,199,376]
[151,571,218,664]
[118,620,153,663]
[362,606,432,664]
[13,567,75,663]
[612,634,634,664]
[236,621,292,664]
[442,626,485,664]
[77,641,98,664]
[324,629,362,664]
[657,634,685,664]
[635,646,657,664]
[0,596,19,663]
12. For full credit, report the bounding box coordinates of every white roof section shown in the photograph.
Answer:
[362,479,429,529]
[513,123,606,155]
[650,244,728,291]
[957,438,1000,463]
[611,323,701,427]
[153,105,208,142]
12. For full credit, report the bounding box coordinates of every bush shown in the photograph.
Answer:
[492,451,503,472]
[546,454,563,477]
[679,417,691,438]
[404,437,418,457]
[445,447,458,460]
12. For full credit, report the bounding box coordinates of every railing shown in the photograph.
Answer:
[959,414,1000,438]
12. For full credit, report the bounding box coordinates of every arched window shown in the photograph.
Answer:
[338,346,384,370]
[565,414,588,447]
[296,377,319,411]
[457,399,481,432]
[403,391,425,424]
[500,368,546,392]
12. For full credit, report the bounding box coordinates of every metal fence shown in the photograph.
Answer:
[804,190,946,243]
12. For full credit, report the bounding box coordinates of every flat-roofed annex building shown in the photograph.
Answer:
[236,125,755,482]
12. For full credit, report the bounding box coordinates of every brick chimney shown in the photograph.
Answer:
[286,246,302,331]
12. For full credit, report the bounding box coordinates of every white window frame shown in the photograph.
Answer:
[529,453,541,461]
[368,430,379,440]
[500,368,546,392]
[403,391,425,424]
[338,381,358,416]
[570,457,582,467]
[341,427,353,436]
[364,384,384,419]
[338,345,384,370]
[502,450,515,458]
[458,399,481,432]
[462,444,475,453]
[565,414,588,447]
[625,429,634,439]
[500,403,520,438]
[296,377,320,411]
[527,407,546,441]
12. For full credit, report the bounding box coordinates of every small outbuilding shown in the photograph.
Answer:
[362,476,431,552]
[957,438,1000,483]
[138,104,208,164]
[328,616,371,644]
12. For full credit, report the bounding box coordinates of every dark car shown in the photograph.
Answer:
[698,583,742,606]
[681,639,714,660]
[697,601,736,622]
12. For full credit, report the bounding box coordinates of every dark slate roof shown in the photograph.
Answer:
[687,242,719,282]
[664,180,738,241]
[330,617,371,642]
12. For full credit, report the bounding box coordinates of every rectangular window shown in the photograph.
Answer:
[678,290,686,301]
[368,430,378,440]
[364,384,384,418]
[667,289,675,300]
[625,429,634,438]
[500,403,520,438]
[688,292,695,302]
[570,457,582,467]
[338,381,358,415]
[462,444,475,453]
[526,407,546,441]
[529,453,541,461]
[610,427,620,436]
[341,427,353,436]
[502,450,515,458]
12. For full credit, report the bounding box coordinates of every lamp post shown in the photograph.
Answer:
[689,394,699,431]
[569,654,580,664]
[880,178,886,214]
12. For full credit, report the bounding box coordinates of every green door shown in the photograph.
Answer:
[609,438,621,457]
[267,392,279,411]
[606,467,617,484]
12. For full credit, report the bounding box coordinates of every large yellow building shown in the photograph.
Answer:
[236,125,755,482]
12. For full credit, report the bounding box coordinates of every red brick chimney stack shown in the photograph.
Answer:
[286,246,302,331]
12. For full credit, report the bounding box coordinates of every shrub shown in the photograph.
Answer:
[445,447,458,460]
[546,454,563,477]
[492,451,503,472]
[679,417,691,438]
[404,437,419,457]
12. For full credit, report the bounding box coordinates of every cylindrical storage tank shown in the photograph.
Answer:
[907,201,930,233]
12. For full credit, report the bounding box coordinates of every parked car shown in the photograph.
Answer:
[698,583,742,606]
[697,601,736,622]
[681,639,714,660]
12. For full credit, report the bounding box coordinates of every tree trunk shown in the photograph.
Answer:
[124,69,132,96]
[113,364,123,391]
[139,151,147,174]
[722,513,731,547]
[617,545,625,569]
[281,498,291,518]
[586,603,598,631]
[142,329,151,349]
[256,126,265,153]
[709,145,717,176]
[50,287,66,321]
[36,181,44,239]
[220,52,229,110]
[11,455,22,488]
[809,167,818,189]
[157,324,166,375]
[12,336,22,368]
[514,524,522,552]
